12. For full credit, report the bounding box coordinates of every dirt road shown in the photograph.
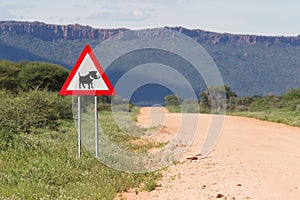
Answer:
[117,107,300,200]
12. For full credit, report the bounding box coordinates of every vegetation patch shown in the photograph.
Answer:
[0,61,161,199]
[0,91,161,199]
[165,86,300,128]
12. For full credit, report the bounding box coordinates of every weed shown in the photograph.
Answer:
[143,179,157,192]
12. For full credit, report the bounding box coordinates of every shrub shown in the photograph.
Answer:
[143,180,157,192]
[296,103,300,112]
[18,62,69,91]
[0,60,69,92]
[0,88,72,133]
[286,99,300,111]
[235,105,249,112]
[164,94,180,106]
[200,85,236,111]
[0,129,15,151]
[0,60,21,91]
[284,88,300,101]
[249,98,269,111]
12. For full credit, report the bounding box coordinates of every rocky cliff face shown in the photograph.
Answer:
[1,21,300,45]
[0,21,127,41]
[171,27,300,46]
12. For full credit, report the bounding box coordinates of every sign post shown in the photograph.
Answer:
[59,44,115,158]
[95,96,98,158]
[78,96,81,157]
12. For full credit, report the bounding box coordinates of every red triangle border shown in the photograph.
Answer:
[59,44,116,96]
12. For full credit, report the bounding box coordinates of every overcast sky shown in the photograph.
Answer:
[1,0,299,36]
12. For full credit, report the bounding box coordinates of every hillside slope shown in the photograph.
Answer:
[0,21,299,103]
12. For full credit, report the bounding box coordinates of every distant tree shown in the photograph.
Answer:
[237,96,256,106]
[164,94,181,106]
[99,96,112,104]
[229,96,256,111]
[18,62,69,91]
[0,60,21,91]
[284,88,300,101]
[0,60,69,91]
[200,85,237,111]
[249,98,269,111]
[224,85,237,100]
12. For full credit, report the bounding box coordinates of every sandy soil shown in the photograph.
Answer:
[116,107,300,200]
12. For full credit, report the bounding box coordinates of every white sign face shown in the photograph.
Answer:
[67,54,109,91]
[59,44,115,96]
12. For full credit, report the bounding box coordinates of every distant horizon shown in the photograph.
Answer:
[1,20,299,38]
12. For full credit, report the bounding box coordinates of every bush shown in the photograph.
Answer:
[0,129,15,151]
[235,105,249,112]
[200,85,236,111]
[0,60,69,92]
[284,88,300,101]
[0,60,21,91]
[164,94,180,106]
[285,99,300,111]
[0,88,72,133]
[18,62,69,91]
[297,103,300,112]
[249,98,269,111]
[143,180,157,192]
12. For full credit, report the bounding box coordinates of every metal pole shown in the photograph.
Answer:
[78,96,81,158]
[95,96,98,158]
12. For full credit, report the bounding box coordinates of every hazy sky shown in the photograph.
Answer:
[1,0,299,36]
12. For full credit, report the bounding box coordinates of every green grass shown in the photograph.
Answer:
[0,112,162,199]
[79,104,163,154]
[166,104,300,128]
[76,103,168,173]
[143,179,157,192]
[166,103,200,113]
[229,109,300,127]
[166,105,181,113]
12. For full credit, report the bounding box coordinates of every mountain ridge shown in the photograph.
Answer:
[1,21,300,45]
[0,21,299,103]
[0,21,128,41]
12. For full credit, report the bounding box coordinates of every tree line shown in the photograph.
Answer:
[165,85,300,113]
[0,60,69,91]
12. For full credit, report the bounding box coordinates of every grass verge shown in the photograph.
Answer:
[228,109,300,127]
[0,112,161,199]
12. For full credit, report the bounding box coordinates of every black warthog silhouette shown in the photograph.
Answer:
[78,71,100,89]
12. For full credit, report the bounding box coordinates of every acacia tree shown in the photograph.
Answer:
[164,94,181,106]
[18,62,69,91]
[199,85,237,111]
[0,60,21,91]
[0,60,69,91]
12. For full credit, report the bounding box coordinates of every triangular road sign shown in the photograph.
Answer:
[59,44,116,96]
